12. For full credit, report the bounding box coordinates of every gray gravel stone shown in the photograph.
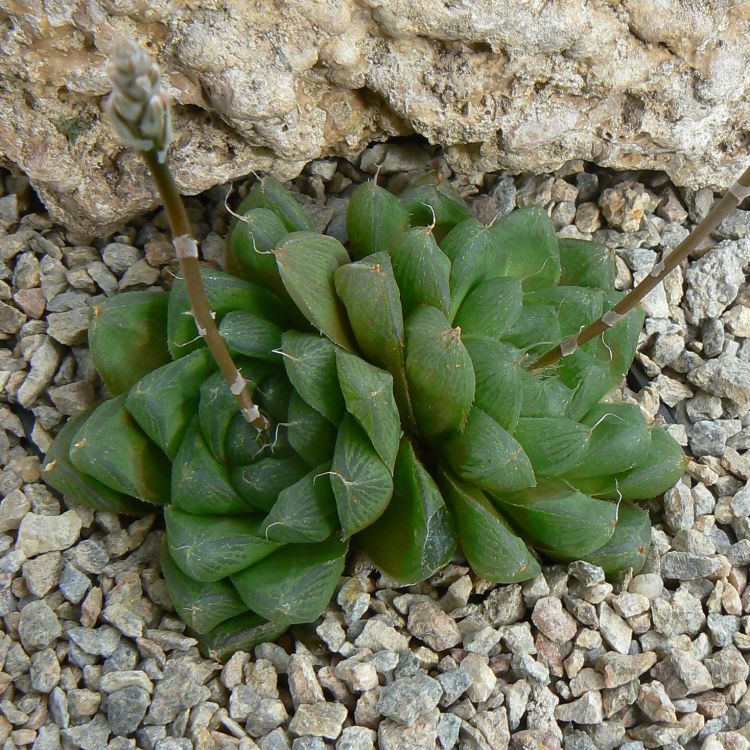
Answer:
[99,670,154,693]
[481,584,525,626]
[355,618,409,653]
[289,702,347,739]
[688,356,750,412]
[259,728,292,750]
[47,307,89,345]
[154,740,193,750]
[29,647,60,693]
[22,551,61,597]
[706,613,740,647]
[378,707,439,750]
[461,653,497,703]
[598,602,632,655]
[336,726,376,750]
[19,599,61,651]
[531,597,577,644]
[436,668,472,707]
[288,654,324,708]
[292,737,326,750]
[651,651,713,698]
[407,600,461,651]
[59,562,91,604]
[15,511,82,557]
[107,686,150,735]
[32,725,61,750]
[67,626,121,657]
[49,686,70,729]
[62,714,111,750]
[600,652,658,689]
[660,551,724,580]
[637,680,677,724]
[555,691,603,724]
[684,238,750,323]
[0,489,30,533]
[102,243,140,274]
[704,645,749,688]
[377,674,443,726]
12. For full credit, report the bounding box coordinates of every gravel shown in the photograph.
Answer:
[0,152,749,749]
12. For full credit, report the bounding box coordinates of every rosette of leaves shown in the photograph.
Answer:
[43,173,686,657]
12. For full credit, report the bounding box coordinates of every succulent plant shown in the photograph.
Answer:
[43,167,690,657]
[44,37,750,659]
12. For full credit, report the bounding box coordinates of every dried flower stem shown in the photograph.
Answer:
[530,165,750,370]
[143,153,268,429]
[107,38,266,428]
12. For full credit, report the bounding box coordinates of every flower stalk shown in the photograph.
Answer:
[530,165,750,370]
[106,38,267,429]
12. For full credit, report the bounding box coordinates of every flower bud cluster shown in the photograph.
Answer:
[105,38,172,162]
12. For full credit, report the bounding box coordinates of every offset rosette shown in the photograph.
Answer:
[44,174,686,657]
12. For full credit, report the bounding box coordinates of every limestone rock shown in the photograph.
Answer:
[2,2,750,235]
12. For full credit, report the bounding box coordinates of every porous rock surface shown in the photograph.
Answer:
[2,0,750,236]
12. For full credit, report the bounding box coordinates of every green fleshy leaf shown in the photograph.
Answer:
[405,305,475,440]
[389,227,451,317]
[564,403,652,479]
[233,175,311,232]
[255,370,294,425]
[231,456,309,512]
[222,370,295,466]
[260,464,339,543]
[331,415,393,538]
[224,412,291,467]
[613,428,687,500]
[440,218,509,317]
[399,176,472,240]
[489,207,560,290]
[165,507,282,582]
[577,503,651,576]
[89,291,170,396]
[493,479,618,559]
[335,350,400,471]
[168,267,290,358]
[514,417,591,477]
[463,337,523,432]
[558,237,616,290]
[161,543,247,635]
[557,345,622,421]
[69,395,170,504]
[518,370,574,418]
[602,292,645,377]
[280,332,344,424]
[346,181,410,260]
[172,418,249,515]
[501,298,561,358]
[225,207,288,295]
[526,286,604,338]
[231,538,348,625]
[125,349,215,460]
[438,469,540,583]
[43,413,151,515]
[443,407,535,494]
[198,362,276,464]
[274,232,355,350]
[334,253,411,421]
[569,427,687,502]
[286,391,338,467]
[197,612,287,661]
[219,310,283,361]
[453,277,522,339]
[357,439,456,584]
